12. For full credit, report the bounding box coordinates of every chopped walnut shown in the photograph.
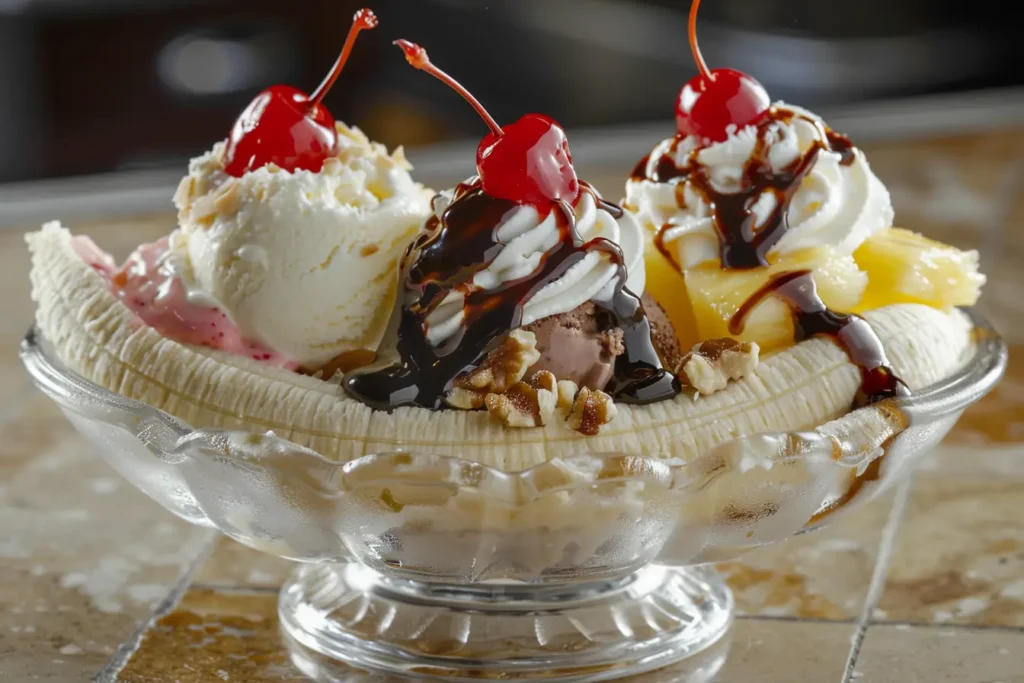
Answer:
[484,372,557,428]
[675,338,760,396]
[527,370,556,393]
[445,330,540,410]
[556,380,579,414]
[445,387,486,411]
[566,387,617,436]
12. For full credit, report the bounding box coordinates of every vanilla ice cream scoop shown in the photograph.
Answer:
[173,123,434,368]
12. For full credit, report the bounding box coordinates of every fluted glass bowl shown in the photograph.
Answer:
[20,312,1006,682]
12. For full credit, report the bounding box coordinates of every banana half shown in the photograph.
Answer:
[27,222,975,473]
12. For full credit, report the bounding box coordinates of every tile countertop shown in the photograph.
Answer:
[1,128,1023,683]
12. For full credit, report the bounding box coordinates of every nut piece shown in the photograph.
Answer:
[445,386,486,411]
[189,193,218,227]
[676,338,760,396]
[320,156,343,175]
[173,176,195,216]
[485,372,557,428]
[446,330,540,410]
[213,179,243,217]
[556,379,579,414]
[566,387,617,436]
[188,179,243,226]
[527,370,557,393]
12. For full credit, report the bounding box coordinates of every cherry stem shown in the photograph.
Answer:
[394,39,503,137]
[688,0,713,82]
[309,8,379,107]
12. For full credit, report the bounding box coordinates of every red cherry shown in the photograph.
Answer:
[224,8,378,177]
[675,0,770,142]
[395,40,579,209]
[224,86,336,176]
[676,69,771,142]
[477,114,578,208]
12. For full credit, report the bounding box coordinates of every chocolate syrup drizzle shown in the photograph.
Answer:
[632,107,907,407]
[344,180,679,411]
[825,130,857,167]
[633,108,860,270]
[730,270,909,408]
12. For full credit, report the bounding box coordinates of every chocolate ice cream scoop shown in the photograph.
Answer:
[523,296,682,392]
[641,293,683,370]
[524,302,625,391]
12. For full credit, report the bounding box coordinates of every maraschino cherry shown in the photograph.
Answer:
[395,40,579,209]
[676,0,770,142]
[223,8,378,177]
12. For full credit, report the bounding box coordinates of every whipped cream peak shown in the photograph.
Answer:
[424,184,645,346]
[625,103,893,270]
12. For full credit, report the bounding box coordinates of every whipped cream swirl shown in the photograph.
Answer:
[424,187,646,346]
[625,104,893,269]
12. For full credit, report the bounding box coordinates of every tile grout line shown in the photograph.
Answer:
[735,614,857,625]
[740,614,1024,635]
[840,476,914,683]
[871,620,1024,635]
[188,582,282,595]
[93,529,220,683]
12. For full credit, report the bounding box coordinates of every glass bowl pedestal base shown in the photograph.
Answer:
[279,562,732,682]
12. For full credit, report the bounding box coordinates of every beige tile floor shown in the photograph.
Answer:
[1,129,1023,682]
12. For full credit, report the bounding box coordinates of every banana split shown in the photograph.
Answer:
[27,5,983,474]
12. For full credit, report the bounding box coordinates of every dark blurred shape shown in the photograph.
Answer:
[0,0,1018,183]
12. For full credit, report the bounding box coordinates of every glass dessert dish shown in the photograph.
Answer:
[18,3,1007,681]
[21,314,1006,682]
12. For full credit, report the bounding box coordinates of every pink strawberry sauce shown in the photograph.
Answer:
[72,236,297,370]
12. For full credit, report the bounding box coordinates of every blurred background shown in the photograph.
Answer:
[0,0,1019,184]
[0,2,1022,428]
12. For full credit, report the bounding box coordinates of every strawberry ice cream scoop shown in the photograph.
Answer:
[73,235,296,369]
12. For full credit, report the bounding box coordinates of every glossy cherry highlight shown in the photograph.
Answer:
[675,0,770,142]
[476,114,579,209]
[395,40,579,209]
[224,8,378,177]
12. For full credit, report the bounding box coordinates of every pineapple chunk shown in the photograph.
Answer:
[642,237,701,352]
[853,227,984,311]
[685,247,868,352]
